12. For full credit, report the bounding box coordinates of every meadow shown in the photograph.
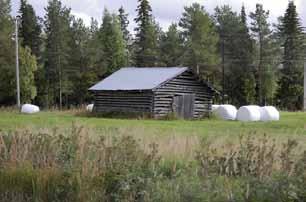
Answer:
[0,109,305,159]
[0,109,306,201]
[1,109,306,136]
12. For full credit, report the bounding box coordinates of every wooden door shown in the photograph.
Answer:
[173,94,195,119]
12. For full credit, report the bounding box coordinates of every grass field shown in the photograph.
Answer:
[0,110,305,136]
[1,109,306,201]
[1,110,305,159]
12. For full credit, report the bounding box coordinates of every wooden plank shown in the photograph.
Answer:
[95,103,151,108]
[95,95,153,99]
[152,71,213,118]
[183,94,195,119]
[95,98,152,102]
[94,90,154,115]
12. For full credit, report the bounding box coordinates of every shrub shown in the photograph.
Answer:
[195,134,306,202]
[0,125,160,202]
[0,126,305,202]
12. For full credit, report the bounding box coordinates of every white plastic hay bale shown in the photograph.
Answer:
[237,105,261,122]
[211,105,220,112]
[86,104,94,112]
[259,106,280,121]
[21,104,40,114]
[216,105,237,120]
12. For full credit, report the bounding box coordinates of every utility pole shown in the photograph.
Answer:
[15,16,20,108]
[258,33,263,106]
[304,61,306,111]
[59,54,62,110]
[221,36,225,104]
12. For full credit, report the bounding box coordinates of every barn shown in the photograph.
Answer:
[89,67,218,119]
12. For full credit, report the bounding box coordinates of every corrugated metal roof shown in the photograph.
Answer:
[89,67,189,91]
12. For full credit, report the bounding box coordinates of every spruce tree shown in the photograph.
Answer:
[160,23,183,66]
[276,1,304,110]
[250,4,277,105]
[241,5,247,25]
[69,18,96,104]
[99,8,126,75]
[179,3,219,78]
[215,5,253,106]
[0,0,38,105]
[0,0,15,104]
[70,18,89,74]
[239,5,256,105]
[118,6,130,43]
[19,0,41,58]
[118,6,131,65]
[134,0,159,66]
[19,0,44,106]
[44,0,72,108]
[87,18,104,75]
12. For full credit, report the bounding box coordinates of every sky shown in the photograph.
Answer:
[11,0,306,31]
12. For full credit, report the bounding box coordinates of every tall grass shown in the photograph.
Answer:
[0,125,305,201]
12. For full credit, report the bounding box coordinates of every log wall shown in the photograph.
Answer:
[153,71,213,118]
[93,91,153,113]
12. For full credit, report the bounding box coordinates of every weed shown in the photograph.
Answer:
[0,125,305,202]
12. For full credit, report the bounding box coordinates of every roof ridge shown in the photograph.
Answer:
[121,67,188,69]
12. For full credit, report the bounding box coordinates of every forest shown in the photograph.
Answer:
[0,0,305,110]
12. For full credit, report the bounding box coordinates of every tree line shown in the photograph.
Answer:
[0,0,305,110]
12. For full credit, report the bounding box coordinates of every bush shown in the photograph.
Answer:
[0,125,160,202]
[195,134,306,202]
[0,168,79,202]
[0,127,305,202]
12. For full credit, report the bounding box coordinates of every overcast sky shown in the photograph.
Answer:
[11,0,306,31]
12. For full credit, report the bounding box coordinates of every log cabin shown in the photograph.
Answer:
[89,67,218,119]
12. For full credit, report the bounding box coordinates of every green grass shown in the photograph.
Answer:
[0,110,305,137]
[1,110,306,202]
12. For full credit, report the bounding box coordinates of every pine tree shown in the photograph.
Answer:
[276,1,304,110]
[44,0,72,108]
[179,3,219,78]
[19,0,41,58]
[87,18,104,76]
[160,23,183,66]
[215,5,253,106]
[69,18,94,104]
[99,8,126,75]
[250,4,277,105]
[0,0,15,105]
[239,5,256,105]
[134,0,159,66]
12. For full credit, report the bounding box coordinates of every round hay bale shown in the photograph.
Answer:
[21,104,40,114]
[237,105,261,122]
[260,106,279,121]
[216,105,237,120]
[212,104,220,112]
[86,104,94,112]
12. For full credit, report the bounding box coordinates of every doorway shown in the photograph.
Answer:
[173,94,195,119]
